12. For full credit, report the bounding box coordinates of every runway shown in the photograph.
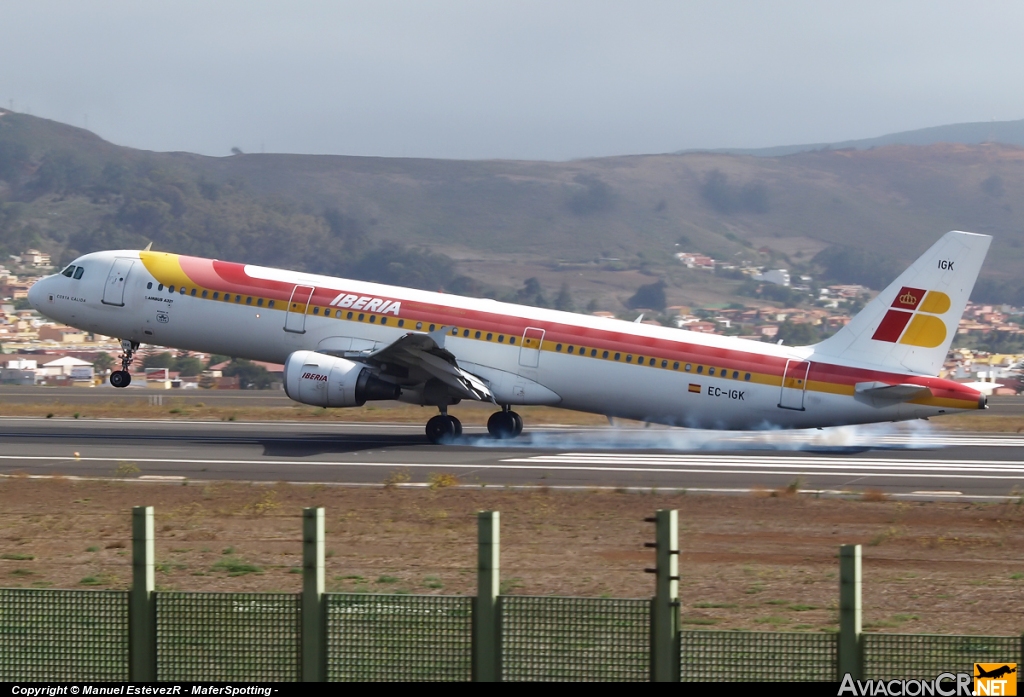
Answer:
[0,417,1022,499]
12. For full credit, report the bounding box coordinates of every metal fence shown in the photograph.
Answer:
[500,596,650,681]
[155,592,301,682]
[864,633,1022,680]
[1,588,1022,682]
[326,593,472,682]
[0,588,128,682]
[680,630,838,682]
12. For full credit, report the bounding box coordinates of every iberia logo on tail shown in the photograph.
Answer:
[871,286,951,348]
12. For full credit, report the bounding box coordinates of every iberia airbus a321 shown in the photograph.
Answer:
[27,230,990,443]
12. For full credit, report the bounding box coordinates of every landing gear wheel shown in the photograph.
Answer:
[110,370,132,388]
[487,411,518,439]
[510,411,523,437]
[426,414,460,444]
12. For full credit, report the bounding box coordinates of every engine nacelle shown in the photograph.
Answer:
[284,350,400,407]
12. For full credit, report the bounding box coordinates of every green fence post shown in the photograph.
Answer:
[838,544,863,681]
[302,507,326,682]
[648,509,680,682]
[129,506,156,682]
[473,511,500,682]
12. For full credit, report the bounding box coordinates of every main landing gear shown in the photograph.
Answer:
[109,339,138,388]
[426,408,463,444]
[487,406,523,439]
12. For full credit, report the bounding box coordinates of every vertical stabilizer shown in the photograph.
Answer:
[811,231,991,375]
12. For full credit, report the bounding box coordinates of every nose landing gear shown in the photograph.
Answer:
[109,339,139,388]
[487,406,523,439]
[425,407,463,444]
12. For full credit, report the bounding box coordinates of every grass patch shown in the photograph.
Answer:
[211,558,263,576]
[755,615,789,626]
[10,569,34,576]
[423,576,444,589]
[383,469,411,489]
[376,575,399,584]
[692,602,738,609]
[790,604,818,612]
[682,618,719,625]
[1,553,35,561]
[428,472,459,489]
[79,576,101,586]
[86,546,99,552]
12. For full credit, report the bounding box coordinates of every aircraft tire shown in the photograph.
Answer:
[487,411,518,439]
[510,411,523,436]
[110,370,132,388]
[426,414,458,444]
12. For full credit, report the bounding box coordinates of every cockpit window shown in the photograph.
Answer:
[73,266,84,280]
[61,265,75,278]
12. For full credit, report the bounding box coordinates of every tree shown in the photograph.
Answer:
[142,352,174,369]
[627,281,667,311]
[222,358,273,389]
[173,354,204,377]
[774,321,821,346]
[92,353,115,374]
[554,282,575,312]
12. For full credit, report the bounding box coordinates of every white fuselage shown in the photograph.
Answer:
[28,249,984,429]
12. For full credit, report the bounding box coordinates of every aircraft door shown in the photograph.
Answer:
[101,258,135,307]
[284,285,315,333]
[778,359,810,410]
[518,327,545,368]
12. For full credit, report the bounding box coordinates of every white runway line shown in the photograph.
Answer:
[2,453,1024,480]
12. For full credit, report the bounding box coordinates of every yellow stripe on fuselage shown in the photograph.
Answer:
[139,252,193,288]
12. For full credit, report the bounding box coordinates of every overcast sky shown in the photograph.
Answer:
[2,1,1023,161]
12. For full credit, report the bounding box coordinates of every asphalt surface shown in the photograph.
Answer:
[0,417,1022,500]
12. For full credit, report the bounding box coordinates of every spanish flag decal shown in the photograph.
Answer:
[871,287,951,348]
[688,384,701,394]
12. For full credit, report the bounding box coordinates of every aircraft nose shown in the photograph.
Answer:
[27,276,49,312]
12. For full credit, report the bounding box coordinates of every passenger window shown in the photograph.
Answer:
[475,331,481,339]
[62,266,75,278]
[498,335,504,343]
[313,307,320,315]
[381,317,387,325]
[744,373,751,381]
[685,364,691,372]
[190,289,197,297]
[602,351,609,359]
[662,360,668,368]
[347,311,353,319]
[257,298,263,306]
[626,355,632,363]
[697,366,704,374]
[486,333,492,341]
[169,285,175,293]
[202,290,208,298]
[73,267,85,280]
[235,295,241,303]
[733,371,739,379]
[429,324,436,332]
[673,362,679,370]
[370,315,376,323]
[158,284,164,291]
[358,313,364,321]
[614,353,620,361]
[245,297,252,305]
[591,349,597,357]
[568,346,574,354]
[638,356,644,364]
[709,368,715,376]
[452,328,458,335]
[213,292,219,300]
[556,344,562,352]
[335,309,341,318]
[463,329,470,337]
[180,287,186,295]
[268,300,275,308]
[416,322,423,330]
[509,337,515,345]
[398,319,404,327]
[147,282,153,290]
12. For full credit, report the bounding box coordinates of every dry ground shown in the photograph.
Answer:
[1,478,1022,635]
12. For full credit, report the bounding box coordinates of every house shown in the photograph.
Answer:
[37,355,93,378]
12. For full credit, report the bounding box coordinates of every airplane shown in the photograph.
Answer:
[27,230,990,443]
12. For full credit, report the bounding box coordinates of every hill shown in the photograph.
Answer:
[3,109,1024,312]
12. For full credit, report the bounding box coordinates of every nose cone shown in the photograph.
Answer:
[27,277,51,314]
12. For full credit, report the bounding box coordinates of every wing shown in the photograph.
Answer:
[329,327,494,402]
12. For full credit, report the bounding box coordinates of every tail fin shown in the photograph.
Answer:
[812,230,991,375]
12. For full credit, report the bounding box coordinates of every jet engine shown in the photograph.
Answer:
[284,350,400,407]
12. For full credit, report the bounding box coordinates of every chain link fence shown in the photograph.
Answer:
[0,588,128,682]
[155,592,301,682]
[500,596,650,681]
[864,633,1021,680]
[326,593,472,681]
[680,629,838,681]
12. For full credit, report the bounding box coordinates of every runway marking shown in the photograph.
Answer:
[2,454,1024,480]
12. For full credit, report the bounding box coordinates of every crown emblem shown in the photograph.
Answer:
[899,291,918,305]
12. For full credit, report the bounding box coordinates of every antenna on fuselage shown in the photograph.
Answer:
[142,241,153,252]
